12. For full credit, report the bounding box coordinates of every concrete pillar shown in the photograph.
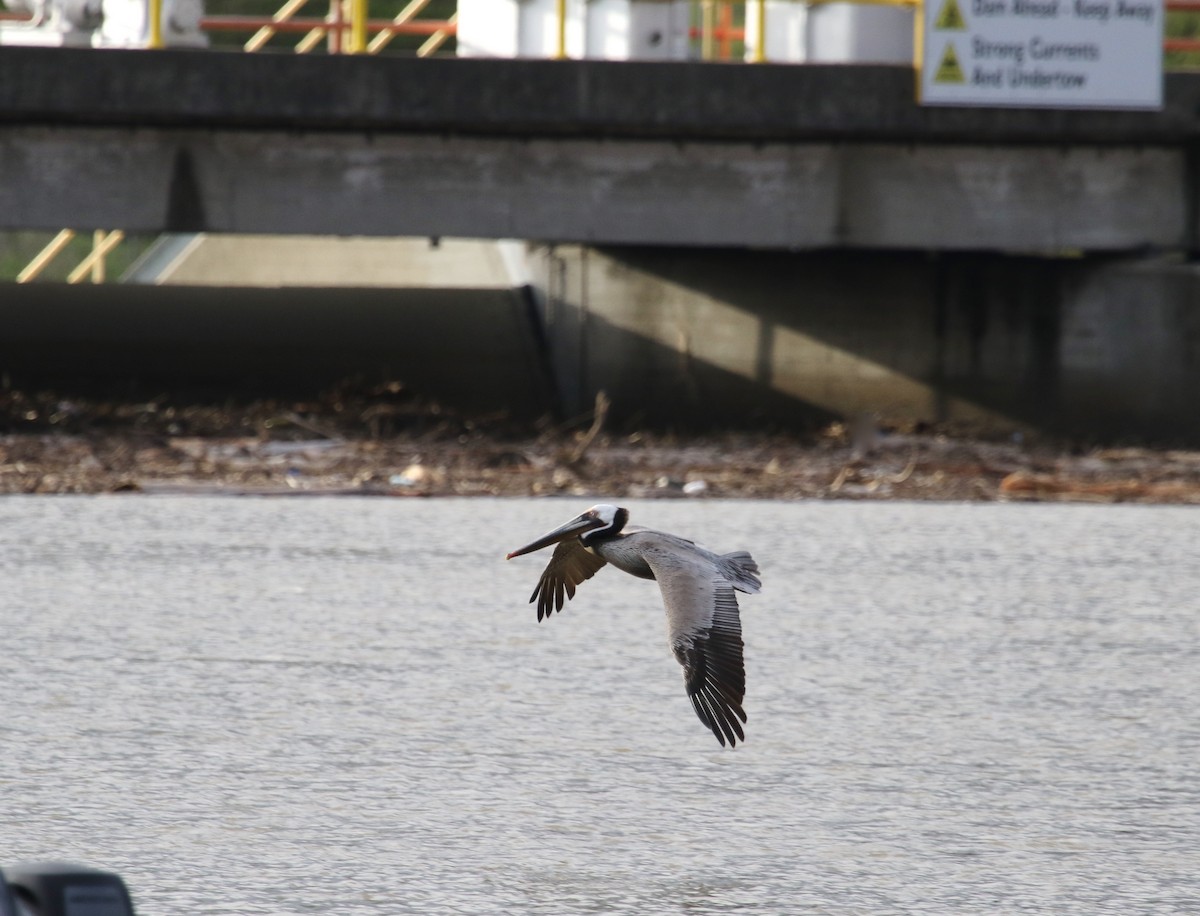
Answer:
[526,245,1200,443]
[1059,258,1200,443]
[528,245,1039,431]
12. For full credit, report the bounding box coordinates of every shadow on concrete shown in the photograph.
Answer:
[579,246,1066,435]
[0,283,554,421]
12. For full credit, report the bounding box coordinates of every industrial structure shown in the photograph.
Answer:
[1,1,1196,442]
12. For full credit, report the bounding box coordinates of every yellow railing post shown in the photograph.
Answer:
[349,0,367,52]
[753,0,767,62]
[148,0,164,48]
[912,0,924,78]
[555,0,567,59]
[700,0,715,60]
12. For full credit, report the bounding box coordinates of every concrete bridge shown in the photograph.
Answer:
[3,45,1199,250]
[3,47,1200,442]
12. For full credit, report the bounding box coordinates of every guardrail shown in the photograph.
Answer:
[0,0,1194,61]
[1166,0,1200,54]
[15,230,125,285]
[199,0,456,55]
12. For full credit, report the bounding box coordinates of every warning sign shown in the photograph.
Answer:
[934,0,967,31]
[918,0,1163,109]
[934,44,967,82]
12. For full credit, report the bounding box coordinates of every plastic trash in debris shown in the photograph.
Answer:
[390,462,435,488]
[682,479,708,496]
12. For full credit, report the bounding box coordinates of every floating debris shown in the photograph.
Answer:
[2,385,1199,501]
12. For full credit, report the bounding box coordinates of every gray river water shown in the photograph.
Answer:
[2,497,1198,915]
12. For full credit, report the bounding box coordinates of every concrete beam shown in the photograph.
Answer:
[0,125,1183,250]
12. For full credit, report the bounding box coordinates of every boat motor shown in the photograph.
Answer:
[3,862,135,916]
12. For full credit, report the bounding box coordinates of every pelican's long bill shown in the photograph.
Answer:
[505,512,605,559]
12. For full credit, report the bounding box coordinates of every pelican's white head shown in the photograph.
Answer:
[580,504,628,544]
[505,504,629,558]
[589,504,620,526]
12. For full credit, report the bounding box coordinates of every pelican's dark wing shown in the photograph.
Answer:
[648,552,747,747]
[529,539,608,622]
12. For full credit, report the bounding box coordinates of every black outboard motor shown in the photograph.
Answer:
[3,862,135,916]
[0,871,17,916]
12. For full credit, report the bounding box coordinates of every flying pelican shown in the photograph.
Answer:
[505,504,761,747]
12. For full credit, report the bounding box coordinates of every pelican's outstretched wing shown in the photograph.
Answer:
[529,540,608,622]
[647,551,748,747]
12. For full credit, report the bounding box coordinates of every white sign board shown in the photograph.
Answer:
[919,0,1163,108]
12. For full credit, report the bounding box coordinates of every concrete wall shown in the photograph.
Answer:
[1059,259,1200,441]
[528,246,1200,443]
[134,235,520,288]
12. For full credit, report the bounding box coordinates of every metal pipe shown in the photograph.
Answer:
[148,0,164,48]
[206,14,453,36]
[912,0,924,94]
[349,0,367,52]
[718,1,732,60]
[16,229,75,284]
[416,11,455,56]
[367,0,431,53]
[296,26,327,52]
[701,0,715,61]
[753,0,766,62]
[555,0,567,59]
[244,0,309,53]
[67,231,125,285]
[327,0,342,53]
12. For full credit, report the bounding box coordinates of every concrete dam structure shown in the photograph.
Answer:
[2,47,1199,442]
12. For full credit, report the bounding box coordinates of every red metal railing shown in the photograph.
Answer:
[1166,0,1200,55]
[0,2,456,55]
[201,16,452,36]
[199,14,456,54]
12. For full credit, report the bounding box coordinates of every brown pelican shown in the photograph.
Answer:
[506,504,761,747]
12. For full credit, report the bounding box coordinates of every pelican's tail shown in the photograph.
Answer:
[720,551,762,595]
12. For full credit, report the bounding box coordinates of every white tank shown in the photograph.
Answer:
[457,0,688,60]
[744,0,913,64]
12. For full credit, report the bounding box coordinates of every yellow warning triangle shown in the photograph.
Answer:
[934,0,967,30]
[934,43,966,84]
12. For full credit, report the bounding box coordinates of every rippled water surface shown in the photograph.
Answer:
[3,497,1199,914]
